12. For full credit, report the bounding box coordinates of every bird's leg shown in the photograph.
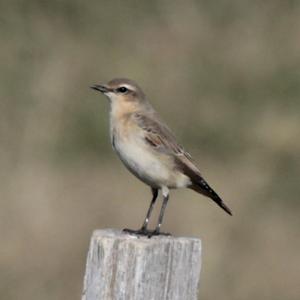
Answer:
[151,187,171,237]
[140,188,158,231]
[123,188,158,236]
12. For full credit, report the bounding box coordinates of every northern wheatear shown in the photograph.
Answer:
[91,78,232,237]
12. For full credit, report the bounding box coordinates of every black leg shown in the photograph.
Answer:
[123,188,158,237]
[152,192,170,236]
[141,188,158,231]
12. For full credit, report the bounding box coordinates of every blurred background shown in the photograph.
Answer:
[1,1,300,299]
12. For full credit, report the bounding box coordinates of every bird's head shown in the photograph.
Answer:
[91,78,146,104]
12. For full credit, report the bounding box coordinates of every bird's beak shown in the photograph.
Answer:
[90,84,110,93]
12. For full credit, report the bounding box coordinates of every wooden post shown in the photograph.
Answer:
[82,229,202,300]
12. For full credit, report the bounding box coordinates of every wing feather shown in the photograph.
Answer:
[133,112,192,159]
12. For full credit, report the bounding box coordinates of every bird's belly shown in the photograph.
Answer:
[113,137,189,189]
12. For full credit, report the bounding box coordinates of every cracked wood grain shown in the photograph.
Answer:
[82,229,201,300]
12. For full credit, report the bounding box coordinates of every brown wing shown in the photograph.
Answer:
[133,112,192,160]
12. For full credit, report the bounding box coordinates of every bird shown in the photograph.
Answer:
[91,78,232,237]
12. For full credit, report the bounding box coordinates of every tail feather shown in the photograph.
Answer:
[173,156,232,215]
[190,178,232,216]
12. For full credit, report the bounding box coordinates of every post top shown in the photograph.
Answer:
[91,228,201,245]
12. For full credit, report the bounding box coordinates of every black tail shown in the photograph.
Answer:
[190,178,232,215]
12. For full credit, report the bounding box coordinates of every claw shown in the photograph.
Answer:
[123,228,151,236]
[123,228,171,238]
[151,229,171,237]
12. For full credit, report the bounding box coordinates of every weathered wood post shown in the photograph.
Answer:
[82,229,201,300]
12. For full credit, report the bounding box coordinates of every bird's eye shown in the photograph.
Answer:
[116,86,128,93]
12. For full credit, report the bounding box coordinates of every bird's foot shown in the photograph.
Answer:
[123,228,171,238]
[123,228,151,237]
[150,229,171,237]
